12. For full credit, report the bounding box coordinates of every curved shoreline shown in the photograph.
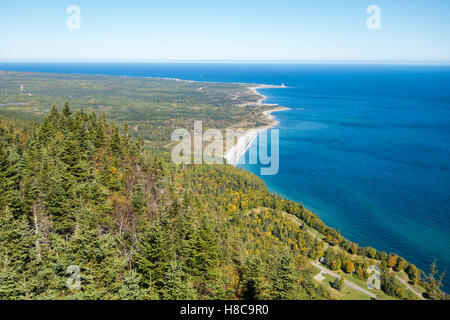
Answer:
[225,85,289,166]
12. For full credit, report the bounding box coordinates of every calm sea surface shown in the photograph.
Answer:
[1,62,449,290]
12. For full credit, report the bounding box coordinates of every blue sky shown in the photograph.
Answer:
[1,0,449,61]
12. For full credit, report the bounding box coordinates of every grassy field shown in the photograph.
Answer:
[313,271,372,300]
[322,273,372,300]
[340,273,403,300]
[395,270,426,299]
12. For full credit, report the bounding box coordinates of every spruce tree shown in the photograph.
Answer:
[271,252,296,299]
[160,261,197,300]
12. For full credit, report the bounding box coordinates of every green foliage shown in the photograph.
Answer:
[0,72,270,148]
[422,261,445,300]
[325,249,342,271]
[406,264,420,285]
[343,260,355,274]
[240,256,266,300]
[331,275,344,292]
[394,257,407,272]
[160,261,197,300]
[135,219,173,290]
[270,252,298,299]
[117,270,154,300]
[0,108,436,300]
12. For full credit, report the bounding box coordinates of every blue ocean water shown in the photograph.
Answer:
[1,62,449,290]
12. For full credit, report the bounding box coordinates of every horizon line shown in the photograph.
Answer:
[1,59,450,65]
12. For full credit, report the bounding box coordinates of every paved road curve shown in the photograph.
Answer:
[394,274,424,300]
[311,261,377,299]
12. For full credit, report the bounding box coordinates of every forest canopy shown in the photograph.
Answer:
[0,103,444,300]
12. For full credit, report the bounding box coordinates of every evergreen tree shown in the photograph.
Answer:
[0,209,35,299]
[271,252,297,299]
[423,260,445,300]
[134,219,172,289]
[62,101,72,118]
[109,127,122,156]
[43,163,75,234]
[241,256,265,300]
[117,270,154,300]
[183,218,219,277]
[160,261,197,300]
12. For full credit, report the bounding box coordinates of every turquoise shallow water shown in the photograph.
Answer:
[1,62,449,290]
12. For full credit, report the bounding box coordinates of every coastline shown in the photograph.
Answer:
[0,68,440,295]
[241,83,286,107]
[225,85,289,166]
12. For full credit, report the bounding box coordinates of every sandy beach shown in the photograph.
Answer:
[225,85,289,166]
[224,128,262,166]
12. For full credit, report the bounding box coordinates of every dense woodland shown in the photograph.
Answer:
[0,104,445,300]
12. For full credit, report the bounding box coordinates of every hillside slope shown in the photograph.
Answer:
[0,105,438,300]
